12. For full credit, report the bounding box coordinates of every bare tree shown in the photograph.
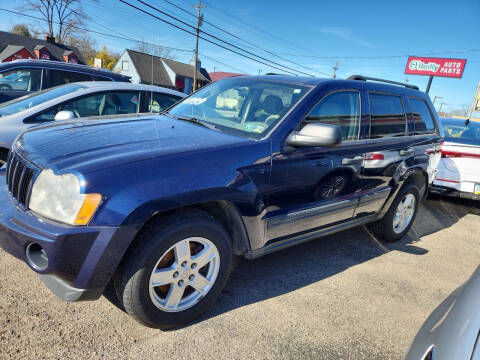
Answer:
[134,40,177,60]
[19,0,89,43]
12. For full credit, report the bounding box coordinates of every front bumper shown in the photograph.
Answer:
[0,171,122,301]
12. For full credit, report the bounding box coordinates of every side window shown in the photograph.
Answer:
[408,98,436,134]
[59,91,141,117]
[304,91,360,141]
[0,68,42,92]
[60,93,105,117]
[50,70,94,87]
[100,91,140,115]
[369,93,406,138]
[149,92,182,113]
[27,108,57,123]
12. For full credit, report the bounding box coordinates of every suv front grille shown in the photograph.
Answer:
[5,151,36,207]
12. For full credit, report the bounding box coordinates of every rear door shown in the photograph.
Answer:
[406,96,442,184]
[266,86,366,242]
[355,91,413,217]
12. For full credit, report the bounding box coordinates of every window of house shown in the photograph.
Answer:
[0,68,42,92]
[303,91,360,141]
[50,70,95,87]
[149,92,182,113]
[369,93,407,138]
[408,98,435,134]
[122,61,129,71]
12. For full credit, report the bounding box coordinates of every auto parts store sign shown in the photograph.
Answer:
[405,56,467,78]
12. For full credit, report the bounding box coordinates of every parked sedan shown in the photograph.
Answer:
[0,82,185,164]
[406,265,480,360]
[431,117,480,200]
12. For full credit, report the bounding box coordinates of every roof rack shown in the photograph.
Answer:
[347,75,419,90]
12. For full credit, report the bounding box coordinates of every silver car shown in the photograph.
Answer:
[0,82,185,164]
[406,266,480,360]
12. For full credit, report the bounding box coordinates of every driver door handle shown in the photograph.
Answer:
[399,148,414,156]
[342,156,363,165]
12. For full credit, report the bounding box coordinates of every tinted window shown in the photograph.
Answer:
[0,84,84,116]
[50,70,94,87]
[0,68,42,92]
[169,77,309,139]
[409,98,435,134]
[304,91,360,141]
[60,91,141,117]
[369,93,406,138]
[149,92,182,113]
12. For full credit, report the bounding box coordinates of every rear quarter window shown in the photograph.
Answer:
[408,97,436,134]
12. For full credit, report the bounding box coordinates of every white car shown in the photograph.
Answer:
[0,82,185,164]
[431,117,480,199]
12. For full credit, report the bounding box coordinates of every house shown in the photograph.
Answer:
[0,31,85,64]
[114,49,210,94]
[209,71,244,82]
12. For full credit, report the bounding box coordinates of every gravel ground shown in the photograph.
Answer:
[1,195,479,360]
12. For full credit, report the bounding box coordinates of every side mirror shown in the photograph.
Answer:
[286,123,342,147]
[54,110,76,121]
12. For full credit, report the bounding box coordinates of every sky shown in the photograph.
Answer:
[0,0,479,114]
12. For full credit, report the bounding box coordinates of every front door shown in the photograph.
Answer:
[265,88,366,243]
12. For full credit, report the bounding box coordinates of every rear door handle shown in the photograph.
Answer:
[399,149,414,156]
[342,156,363,165]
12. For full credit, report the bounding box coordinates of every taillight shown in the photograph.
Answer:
[365,153,385,160]
[441,150,480,159]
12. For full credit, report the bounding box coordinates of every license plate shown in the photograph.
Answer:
[475,184,480,195]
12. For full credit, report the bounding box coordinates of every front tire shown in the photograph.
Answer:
[368,183,420,242]
[118,210,232,329]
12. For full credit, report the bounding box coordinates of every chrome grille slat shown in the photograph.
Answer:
[5,152,37,207]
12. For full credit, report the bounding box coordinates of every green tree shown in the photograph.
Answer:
[11,24,32,37]
[88,46,119,70]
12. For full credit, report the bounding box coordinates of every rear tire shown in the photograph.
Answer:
[368,183,420,242]
[118,210,232,329]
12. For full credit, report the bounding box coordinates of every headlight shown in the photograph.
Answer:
[29,169,102,225]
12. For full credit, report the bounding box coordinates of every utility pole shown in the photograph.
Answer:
[433,96,442,105]
[332,61,339,79]
[438,102,447,114]
[192,0,205,92]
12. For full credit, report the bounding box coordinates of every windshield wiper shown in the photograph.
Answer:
[168,114,218,131]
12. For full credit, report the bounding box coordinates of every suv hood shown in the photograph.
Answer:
[14,114,252,172]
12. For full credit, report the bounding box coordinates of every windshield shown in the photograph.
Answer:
[0,83,85,116]
[442,118,480,146]
[168,77,310,139]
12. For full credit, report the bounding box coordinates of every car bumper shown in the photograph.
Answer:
[0,171,123,301]
[430,184,480,200]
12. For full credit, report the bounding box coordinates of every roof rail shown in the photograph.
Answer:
[347,75,419,90]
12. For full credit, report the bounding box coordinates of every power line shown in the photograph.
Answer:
[0,8,192,54]
[131,0,316,77]
[275,49,480,59]
[0,8,249,75]
[118,0,305,76]
[157,0,330,76]
[198,52,246,73]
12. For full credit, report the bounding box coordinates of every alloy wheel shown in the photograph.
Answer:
[393,193,416,234]
[148,237,220,312]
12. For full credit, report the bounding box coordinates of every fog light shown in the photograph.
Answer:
[26,243,48,271]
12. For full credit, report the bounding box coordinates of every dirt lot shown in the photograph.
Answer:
[1,195,480,360]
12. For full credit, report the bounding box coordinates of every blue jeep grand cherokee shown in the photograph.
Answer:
[0,75,441,328]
